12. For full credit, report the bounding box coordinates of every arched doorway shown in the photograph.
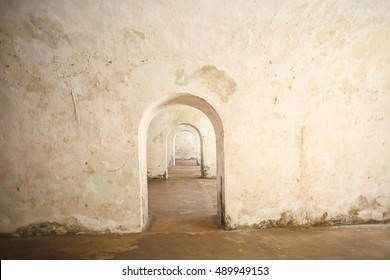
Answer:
[138,93,225,230]
[166,123,206,178]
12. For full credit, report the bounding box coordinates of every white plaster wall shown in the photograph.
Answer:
[0,0,389,232]
[171,126,200,165]
[147,105,216,179]
[174,131,198,161]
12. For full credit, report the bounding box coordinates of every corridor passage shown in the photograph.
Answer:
[148,165,219,232]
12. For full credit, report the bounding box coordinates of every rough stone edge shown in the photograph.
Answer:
[223,212,390,231]
[147,172,167,180]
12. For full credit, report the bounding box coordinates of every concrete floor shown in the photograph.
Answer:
[0,166,389,260]
[168,160,201,178]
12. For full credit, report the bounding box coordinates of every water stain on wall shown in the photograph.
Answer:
[192,65,237,103]
[175,65,237,103]
[22,15,72,49]
[122,28,145,52]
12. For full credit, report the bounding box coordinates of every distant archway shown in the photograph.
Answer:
[174,130,199,164]
[138,93,225,230]
[166,123,204,178]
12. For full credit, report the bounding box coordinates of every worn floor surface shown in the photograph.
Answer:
[0,167,389,260]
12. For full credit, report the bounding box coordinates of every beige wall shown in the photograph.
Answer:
[0,0,389,233]
[174,131,198,161]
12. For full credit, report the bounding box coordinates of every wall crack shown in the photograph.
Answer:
[70,90,80,125]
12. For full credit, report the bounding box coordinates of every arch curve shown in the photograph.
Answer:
[138,93,225,230]
[167,123,203,171]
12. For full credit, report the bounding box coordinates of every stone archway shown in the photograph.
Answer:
[166,123,204,178]
[174,130,199,165]
[138,93,225,230]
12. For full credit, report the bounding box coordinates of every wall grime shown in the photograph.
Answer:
[176,65,237,104]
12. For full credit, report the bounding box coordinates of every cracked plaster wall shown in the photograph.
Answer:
[0,0,389,233]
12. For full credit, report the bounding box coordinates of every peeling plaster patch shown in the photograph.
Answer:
[175,66,237,103]
[122,28,145,53]
[191,65,237,103]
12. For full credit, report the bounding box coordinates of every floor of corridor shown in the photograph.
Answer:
[0,166,389,260]
[148,176,219,232]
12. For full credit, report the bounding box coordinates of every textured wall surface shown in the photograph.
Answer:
[175,131,198,161]
[0,0,389,233]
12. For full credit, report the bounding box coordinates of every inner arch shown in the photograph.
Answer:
[138,93,225,230]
